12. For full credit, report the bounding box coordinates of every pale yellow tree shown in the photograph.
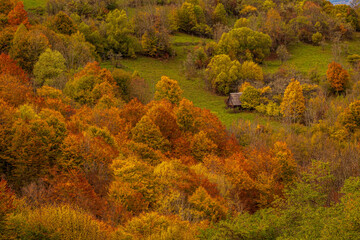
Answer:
[154,76,183,105]
[280,79,305,123]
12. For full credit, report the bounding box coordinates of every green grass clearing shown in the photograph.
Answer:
[103,33,360,128]
[22,0,46,9]
[104,33,360,129]
[264,42,334,75]
[103,34,280,128]
[264,36,360,75]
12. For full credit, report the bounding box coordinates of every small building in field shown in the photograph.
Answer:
[225,92,243,109]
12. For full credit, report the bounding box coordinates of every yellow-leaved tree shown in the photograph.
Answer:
[154,76,183,105]
[280,79,305,123]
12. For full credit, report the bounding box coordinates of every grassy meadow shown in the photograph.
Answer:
[110,33,280,127]
[105,33,360,127]
[23,0,46,9]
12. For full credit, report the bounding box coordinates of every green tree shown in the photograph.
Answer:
[112,68,131,100]
[141,26,172,58]
[9,24,49,72]
[189,186,227,222]
[205,54,241,95]
[280,79,305,123]
[33,48,66,88]
[276,45,290,63]
[124,212,197,239]
[154,76,183,105]
[240,85,261,109]
[216,27,271,63]
[175,1,212,37]
[312,32,323,45]
[106,9,137,57]
[234,18,249,28]
[213,3,227,25]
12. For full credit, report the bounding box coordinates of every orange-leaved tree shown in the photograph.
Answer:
[0,53,29,83]
[146,100,180,141]
[0,74,32,106]
[327,61,350,93]
[7,1,29,27]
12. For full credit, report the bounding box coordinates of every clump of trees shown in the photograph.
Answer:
[205,54,264,95]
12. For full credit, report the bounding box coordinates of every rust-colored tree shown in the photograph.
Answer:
[0,53,29,83]
[7,1,29,27]
[327,62,350,93]
[0,74,32,106]
[119,98,148,133]
[146,100,180,141]
[46,169,108,219]
[60,131,118,196]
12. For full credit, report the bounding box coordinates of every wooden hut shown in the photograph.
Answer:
[225,92,243,109]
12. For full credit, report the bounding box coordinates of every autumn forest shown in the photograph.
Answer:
[1,0,360,239]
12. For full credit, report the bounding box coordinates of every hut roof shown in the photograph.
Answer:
[227,92,242,106]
